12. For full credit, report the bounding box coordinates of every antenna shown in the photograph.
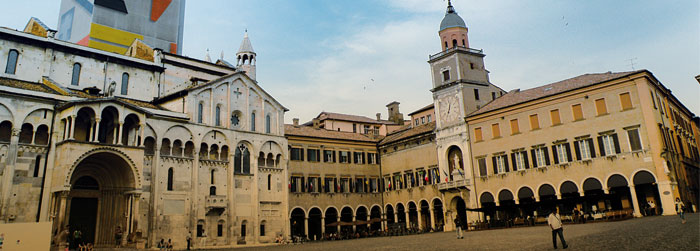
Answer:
[626,58,638,71]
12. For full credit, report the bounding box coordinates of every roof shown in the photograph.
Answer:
[314,112,396,125]
[440,1,466,31]
[469,70,644,117]
[408,103,434,116]
[380,121,435,145]
[285,124,383,143]
[238,32,254,53]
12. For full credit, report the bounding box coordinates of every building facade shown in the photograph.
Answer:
[0,18,288,249]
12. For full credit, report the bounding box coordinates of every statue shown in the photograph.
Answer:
[106,81,117,97]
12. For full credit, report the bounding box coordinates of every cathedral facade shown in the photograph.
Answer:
[0,19,288,249]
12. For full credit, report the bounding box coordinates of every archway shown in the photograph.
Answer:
[559,181,579,214]
[517,187,536,219]
[419,200,430,230]
[324,207,338,234]
[290,208,305,238]
[538,184,557,216]
[340,207,354,233]
[497,190,516,225]
[308,208,322,241]
[407,202,418,229]
[450,196,467,229]
[432,199,444,231]
[607,174,632,210]
[480,192,495,221]
[385,205,395,224]
[356,206,368,233]
[633,171,661,216]
[582,178,605,213]
[396,203,406,227]
[65,151,136,247]
[370,206,382,231]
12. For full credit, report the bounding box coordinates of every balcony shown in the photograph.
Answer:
[438,179,471,191]
[205,195,228,209]
[429,46,484,61]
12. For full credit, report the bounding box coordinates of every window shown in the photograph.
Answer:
[250,112,256,131]
[71,63,81,86]
[363,125,370,134]
[574,138,595,160]
[552,143,572,164]
[367,153,376,164]
[234,145,251,174]
[241,222,247,237]
[353,152,365,164]
[215,106,221,126]
[339,151,349,163]
[231,113,240,126]
[469,62,474,69]
[167,168,174,191]
[324,177,334,193]
[491,92,496,100]
[595,98,607,115]
[492,155,508,174]
[572,104,583,121]
[307,149,320,162]
[323,150,334,162]
[474,89,480,100]
[265,115,271,133]
[531,147,549,168]
[491,123,500,138]
[353,124,357,133]
[620,92,633,110]
[415,119,419,126]
[474,127,483,142]
[511,151,528,171]
[597,133,620,156]
[550,109,561,125]
[267,174,271,190]
[217,222,223,237]
[477,158,487,177]
[120,73,129,95]
[197,103,203,123]
[626,128,642,151]
[260,223,265,236]
[210,169,215,184]
[290,176,302,192]
[209,186,216,195]
[290,147,303,161]
[442,70,450,81]
[5,49,18,74]
[529,114,539,130]
[421,117,425,124]
[427,115,432,122]
[33,155,41,177]
[510,119,519,135]
[650,91,656,109]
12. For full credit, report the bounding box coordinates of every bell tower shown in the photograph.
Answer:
[236,30,256,80]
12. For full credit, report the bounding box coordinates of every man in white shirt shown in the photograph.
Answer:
[548,208,568,249]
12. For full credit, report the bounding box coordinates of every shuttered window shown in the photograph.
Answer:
[492,123,501,138]
[572,104,583,121]
[510,119,519,134]
[595,98,607,115]
[550,109,561,125]
[478,158,487,177]
[626,128,642,151]
[620,92,633,110]
[474,127,483,142]
[529,114,539,130]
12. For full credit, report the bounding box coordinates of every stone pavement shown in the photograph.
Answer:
[230,213,699,251]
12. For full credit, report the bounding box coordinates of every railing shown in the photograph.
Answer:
[438,179,470,190]
[205,195,228,208]
[429,46,484,61]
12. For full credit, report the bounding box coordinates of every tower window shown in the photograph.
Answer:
[444,41,448,50]
[251,112,256,131]
[442,70,450,81]
[71,63,81,86]
[469,63,475,69]
[5,49,19,74]
[215,106,221,126]
[167,168,174,191]
[462,39,466,46]
[452,39,457,48]
[474,89,479,100]
[492,92,496,100]
[197,103,204,123]
[120,73,129,95]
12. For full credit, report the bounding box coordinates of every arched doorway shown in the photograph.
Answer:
[517,187,536,219]
[498,190,516,226]
[340,207,354,233]
[450,197,467,229]
[432,199,444,231]
[290,208,305,238]
[385,205,395,224]
[582,178,605,213]
[559,181,579,214]
[396,203,406,227]
[370,206,382,231]
[66,151,137,247]
[407,202,418,229]
[633,171,661,216]
[355,206,368,233]
[324,207,338,234]
[607,174,632,210]
[419,200,430,231]
[308,208,322,241]
[480,192,496,221]
[537,184,557,216]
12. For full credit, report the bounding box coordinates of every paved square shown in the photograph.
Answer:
[237,214,698,250]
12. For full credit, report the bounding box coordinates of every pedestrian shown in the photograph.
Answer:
[115,226,123,247]
[186,231,192,250]
[73,228,82,250]
[547,208,568,249]
[675,197,686,224]
[167,239,173,251]
[454,215,463,239]
[649,200,656,216]
[158,239,166,251]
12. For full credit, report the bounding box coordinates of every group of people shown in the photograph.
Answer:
[158,239,174,250]
[69,228,93,251]
[644,200,658,216]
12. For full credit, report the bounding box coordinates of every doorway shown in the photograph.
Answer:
[68,197,98,245]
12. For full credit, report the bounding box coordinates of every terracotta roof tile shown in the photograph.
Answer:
[285,124,383,143]
[408,103,434,116]
[380,121,435,145]
[0,77,60,94]
[315,112,396,125]
[470,70,643,116]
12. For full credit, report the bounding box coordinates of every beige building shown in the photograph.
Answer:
[0,18,288,249]
[466,70,699,224]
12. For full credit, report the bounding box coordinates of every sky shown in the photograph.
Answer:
[1,0,698,123]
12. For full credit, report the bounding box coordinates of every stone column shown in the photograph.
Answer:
[352,215,356,232]
[56,191,70,230]
[321,217,325,236]
[628,185,642,217]
[417,209,422,230]
[89,119,95,142]
[304,217,309,238]
[93,119,101,142]
[534,195,540,202]
[117,121,124,145]
[429,206,435,230]
[404,211,409,229]
[68,116,75,140]
[0,129,20,221]
[139,123,145,147]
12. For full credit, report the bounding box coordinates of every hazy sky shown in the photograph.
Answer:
[2,0,698,123]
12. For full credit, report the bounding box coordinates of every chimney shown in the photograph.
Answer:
[386,101,404,125]
[293,118,299,126]
[376,113,381,121]
[312,118,320,129]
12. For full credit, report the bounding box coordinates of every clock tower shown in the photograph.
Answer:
[429,0,504,224]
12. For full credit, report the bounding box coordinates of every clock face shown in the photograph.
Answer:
[439,95,461,124]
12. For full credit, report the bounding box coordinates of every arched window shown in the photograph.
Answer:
[265,114,271,133]
[250,112,256,131]
[33,155,41,177]
[215,106,221,126]
[71,63,81,86]
[34,124,49,145]
[462,39,466,46]
[144,137,155,155]
[235,144,250,174]
[211,169,215,184]
[167,168,174,191]
[267,174,271,190]
[197,102,204,123]
[161,138,171,156]
[444,41,448,50]
[452,39,457,48]
[260,221,266,236]
[0,121,12,142]
[19,123,33,144]
[209,186,216,195]
[5,49,19,74]
[120,73,129,95]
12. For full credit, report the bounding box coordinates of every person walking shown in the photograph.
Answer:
[547,208,568,249]
[454,215,463,239]
[115,226,123,247]
[73,228,83,250]
[186,231,192,250]
[675,198,686,224]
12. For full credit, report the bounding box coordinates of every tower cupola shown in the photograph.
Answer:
[236,30,256,80]
[438,0,469,51]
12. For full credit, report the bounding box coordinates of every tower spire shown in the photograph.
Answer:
[447,0,455,14]
[236,30,256,80]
